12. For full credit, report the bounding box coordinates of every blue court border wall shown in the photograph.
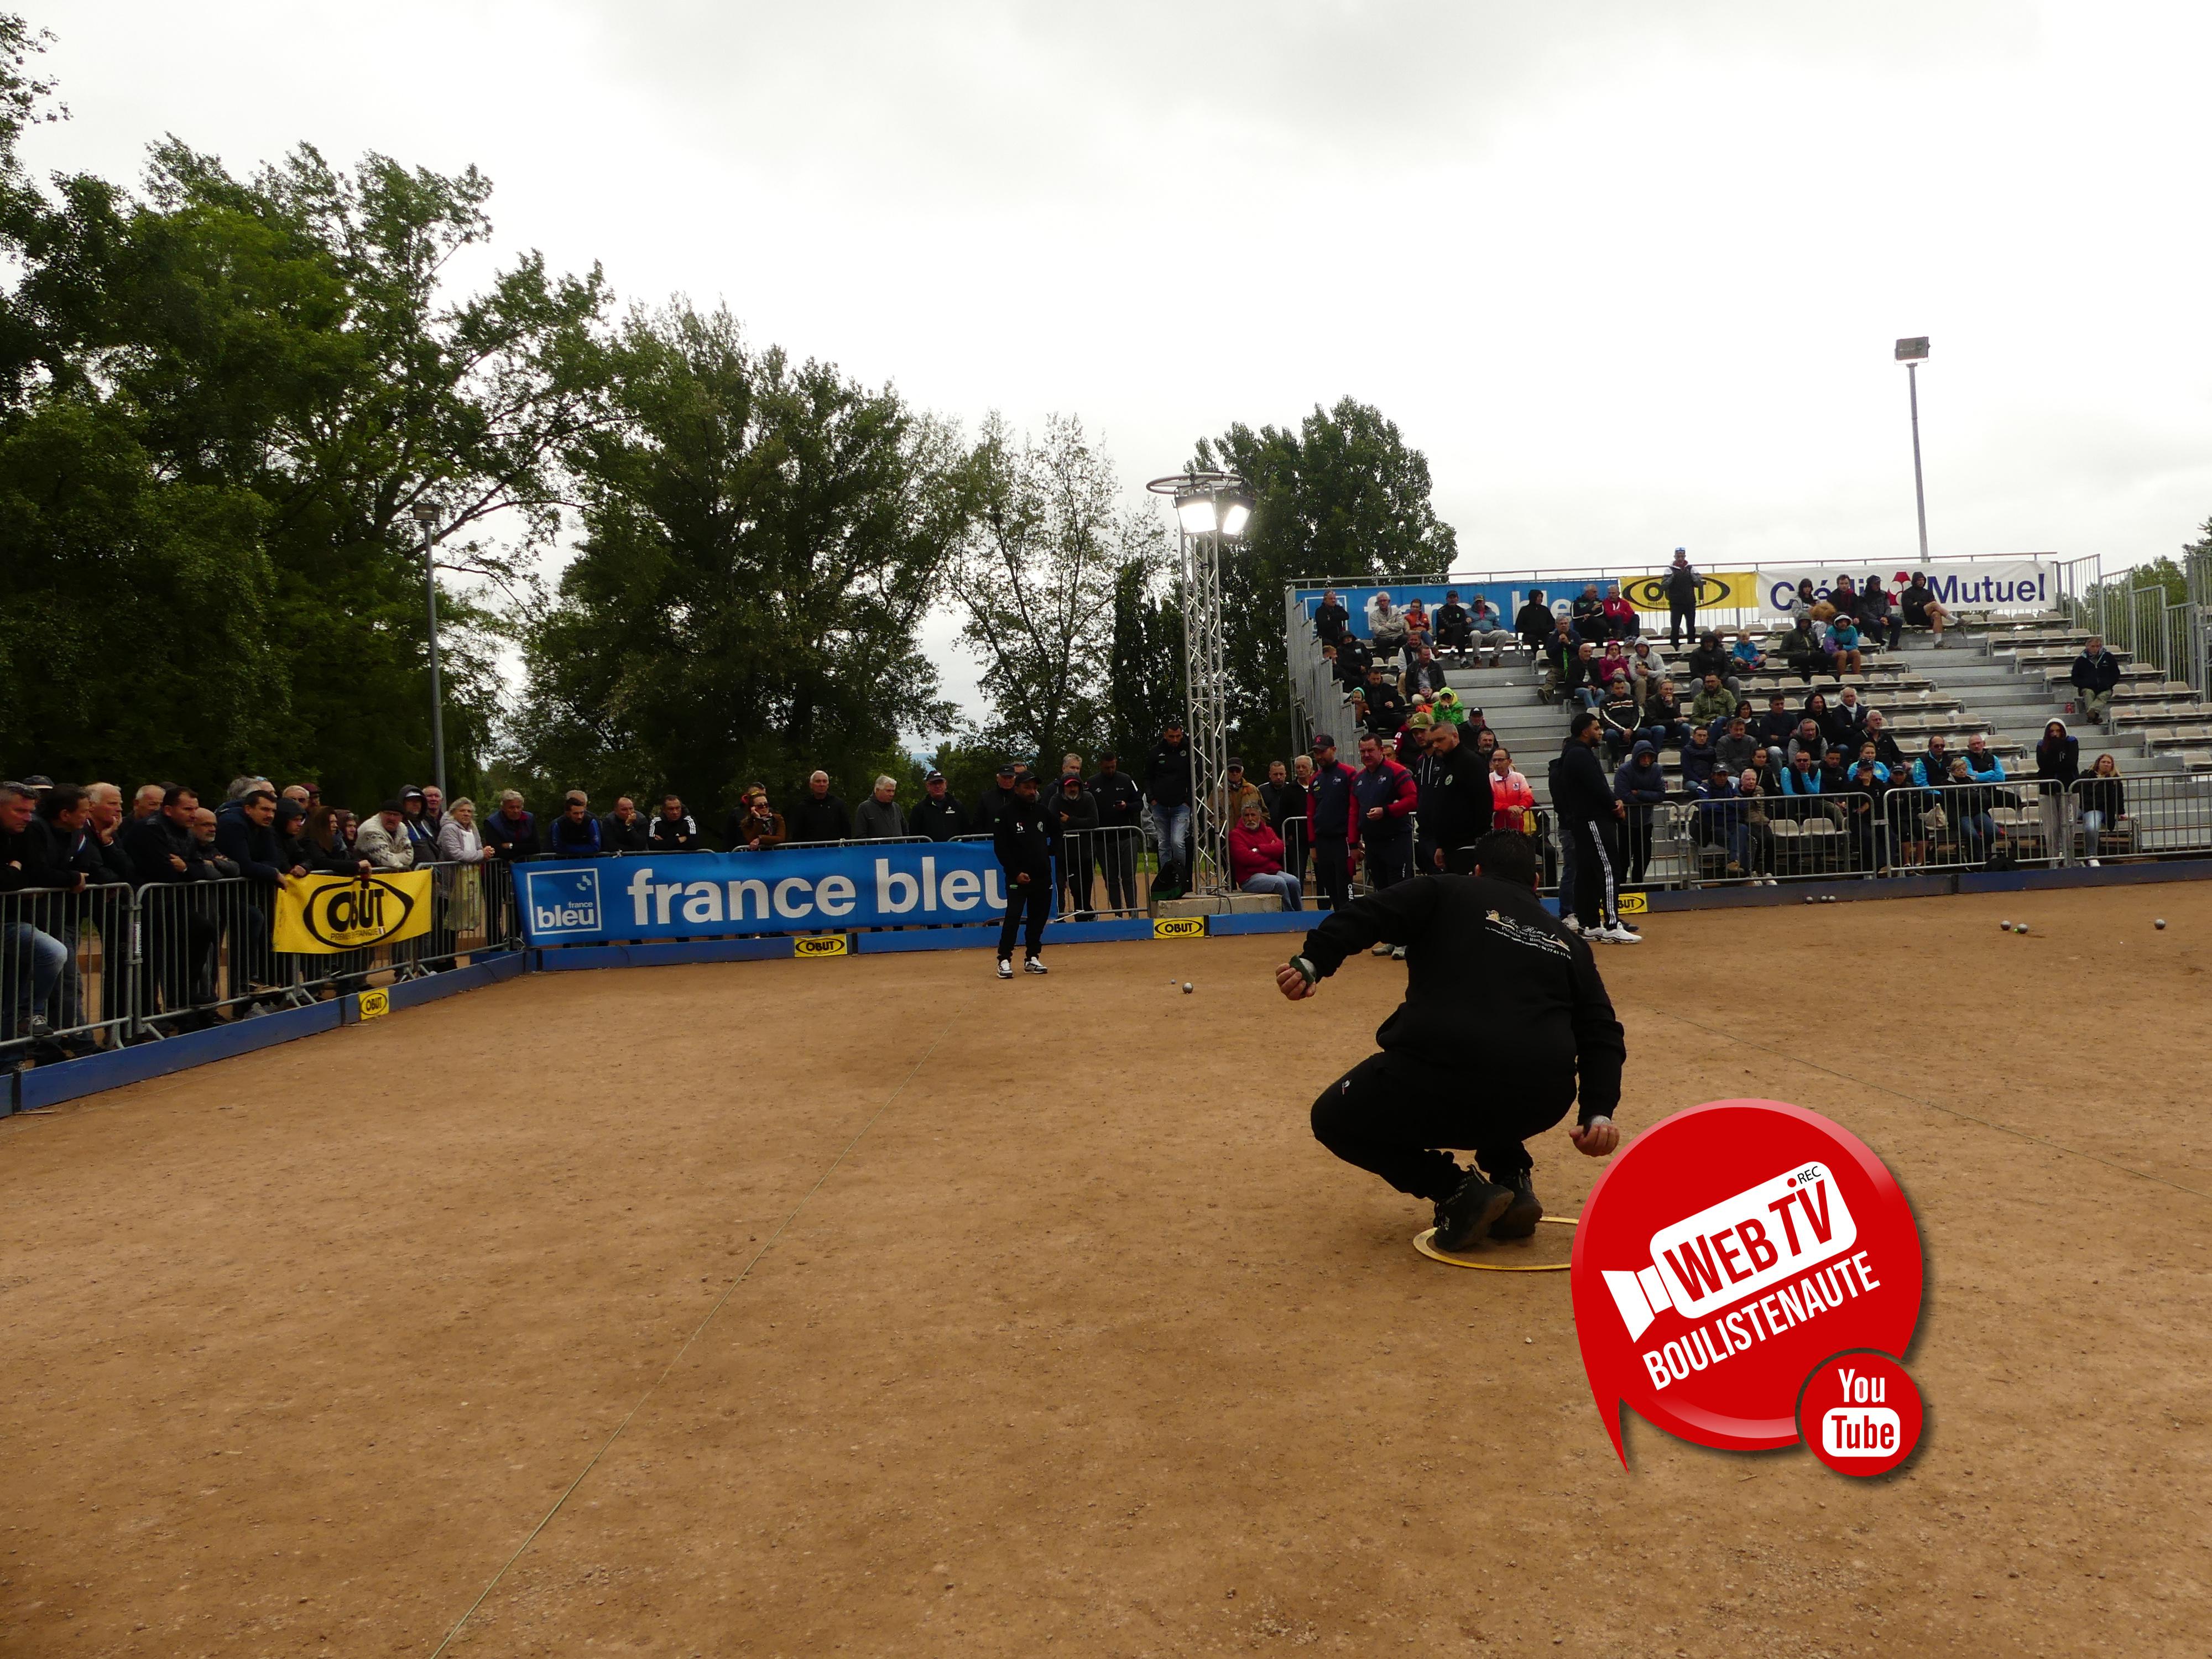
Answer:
[7,858,2208,1118]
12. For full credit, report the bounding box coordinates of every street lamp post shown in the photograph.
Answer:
[1895,336,1931,562]
[411,503,447,799]
[1144,469,1255,898]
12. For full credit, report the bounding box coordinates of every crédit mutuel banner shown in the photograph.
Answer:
[1756,559,2052,618]
[518,843,1026,945]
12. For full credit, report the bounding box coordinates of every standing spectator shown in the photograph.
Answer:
[1556,713,1637,941]
[434,797,489,943]
[1145,722,1196,899]
[357,801,418,870]
[1258,760,1297,828]
[1215,758,1262,827]
[1843,758,1892,873]
[482,792,540,860]
[2033,719,2080,864]
[2077,752,2124,866]
[911,771,967,842]
[1899,572,1953,643]
[1488,746,1535,834]
[1663,548,1699,645]
[1229,800,1302,911]
[1048,771,1100,918]
[2,782,73,1050]
[1515,589,1556,664]
[547,791,604,858]
[854,776,908,840]
[602,796,651,853]
[193,807,236,875]
[1352,733,1418,954]
[437,796,486,868]
[732,788,786,852]
[398,787,438,860]
[1312,589,1350,645]
[789,772,852,843]
[213,788,294,998]
[281,784,315,814]
[1613,741,1667,886]
[1307,735,1359,913]
[992,771,1052,978]
[1087,754,1142,911]
[970,763,1018,836]
[302,805,369,875]
[2070,637,2121,723]
[1419,719,1493,873]
[419,784,446,841]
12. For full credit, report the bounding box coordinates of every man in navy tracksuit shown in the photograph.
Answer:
[1556,712,1639,943]
[1352,733,1418,892]
[993,772,1053,978]
[1306,734,1359,912]
[1276,831,1626,1250]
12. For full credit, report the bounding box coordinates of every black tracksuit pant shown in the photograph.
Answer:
[1568,815,1623,930]
[1311,1051,1573,1199]
[997,874,1051,959]
[1669,600,1694,645]
[1312,837,1352,910]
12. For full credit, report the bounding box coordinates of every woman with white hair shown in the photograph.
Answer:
[435,796,487,940]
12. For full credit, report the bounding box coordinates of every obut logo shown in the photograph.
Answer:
[794,933,848,957]
[527,869,603,937]
[1622,573,1745,610]
[300,876,420,948]
[1152,917,1207,939]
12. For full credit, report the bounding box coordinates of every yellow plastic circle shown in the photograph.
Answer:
[1413,1214,1577,1271]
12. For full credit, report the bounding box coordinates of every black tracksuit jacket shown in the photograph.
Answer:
[1414,740,1493,857]
[992,795,1052,879]
[1297,874,1625,1123]
[1552,740,1617,830]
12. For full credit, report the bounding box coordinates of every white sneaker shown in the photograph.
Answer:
[1594,924,1644,943]
[1561,916,1584,935]
[1371,942,1393,956]
[996,958,1013,979]
[1024,956,1048,974]
[2086,857,2101,868]
[1390,945,1407,960]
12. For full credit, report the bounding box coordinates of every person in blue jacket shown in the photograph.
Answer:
[1612,740,1668,886]
[1961,735,2008,783]
[547,792,603,858]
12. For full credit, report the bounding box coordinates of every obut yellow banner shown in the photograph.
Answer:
[274,872,435,953]
[1621,571,1759,612]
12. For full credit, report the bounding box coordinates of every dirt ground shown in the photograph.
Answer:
[3,883,2209,1657]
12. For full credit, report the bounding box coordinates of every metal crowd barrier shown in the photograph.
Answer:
[1,860,521,1065]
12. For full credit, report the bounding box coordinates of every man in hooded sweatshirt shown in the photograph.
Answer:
[1613,740,1668,886]
[993,771,1053,978]
[1555,713,1639,943]
[1275,830,1625,1253]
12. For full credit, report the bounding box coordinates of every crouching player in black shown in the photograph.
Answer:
[1275,830,1625,1250]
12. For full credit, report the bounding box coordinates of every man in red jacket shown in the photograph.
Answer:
[1351,733,1418,960]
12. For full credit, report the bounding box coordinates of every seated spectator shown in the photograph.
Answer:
[650,794,702,851]
[1366,590,1410,659]
[1756,692,1798,753]
[547,791,603,858]
[1596,637,1630,688]
[437,797,486,866]
[1640,677,1691,749]
[1229,800,1302,911]
[1963,734,2006,782]
[1780,614,1829,681]
[790,771,852,842]
[1356,664,1408,734]
[1780,748,1825,801]
[1401,598,1431,656]
[1465,594,1512,665]
[1827,612,1865,675]
[1685,631,1736,692]
[1715,716,1759,775]
[1859,576,1902,649]
[1945,757,2002,859]
[1862,709,1906,768]
[2077,752,2124,866]
[356,801,418,869]
[912,770,967,841]
[1884,765,1932,868]
[1434,589,1472,651]
[1405,644,1450,696]
[1313,588,1350,644]
[1818,745,1854,796]
[1569,582,1606,642]
[1749,745,1784,796]
[2070,637,2121,723]
[1803,691,1837,745]
[1848,740,1891,782]
[732,788,786,851]
[1563,640,1605,711]
[1600,582,1638,640]
[1599,679,1642,760]
[1540,619,1579,702]
[1911,735,1954,787]
[1333,634,1373,684]
[1830,685,1870,745]
[1787,717,1828,768]
[1728,630,1768,677]
[854,775,908,839]
[1627,639,1665,707]
[1431,686,1467,726]
[1488,747,1535,833]
[482,791,540,860]
[1321,641,1352,688]
[1689,672,1737,731]
[1899,572,1953,643]
[602,795,651,853]
[1830,575,1860,619]
[1515,590,1556,661]
[1680,724,1719,792]
[1613,741,1667,885]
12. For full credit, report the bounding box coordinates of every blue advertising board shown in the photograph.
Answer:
[518,843,1027,945]
[1293,581,1597,639]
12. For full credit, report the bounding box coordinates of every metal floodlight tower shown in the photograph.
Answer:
[1895,336,1931,563]
[1146,468,1255,895]
[411,502,447,799]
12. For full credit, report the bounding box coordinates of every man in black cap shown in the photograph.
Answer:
[1307,734,1358,911]
[1275,830,1625,1251]
[1665,547,1699,646]
[1088,752,1142,911]
[993,770,1052,978]
[971,761,1018,836]
[911,771,967,841]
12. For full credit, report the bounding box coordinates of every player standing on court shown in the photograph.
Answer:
[1276,831,1625,1250]
[994,768,1052,979]
[1557,711,1640,943]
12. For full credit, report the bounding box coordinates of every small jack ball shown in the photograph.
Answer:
[2156,918,2168,930]
[2014,924,2028,935]
[1804,894,1817,905]
[2000,920,2011,930]
[1182,982,1193,994]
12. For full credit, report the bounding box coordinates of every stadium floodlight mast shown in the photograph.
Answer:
[1895,336,1931,563]
[411,502,447,799]
[1146,468,1256,895]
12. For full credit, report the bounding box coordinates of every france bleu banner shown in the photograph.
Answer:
[517,844,1025,945]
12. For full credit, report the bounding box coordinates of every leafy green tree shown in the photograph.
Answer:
[514,302,967,829]
[1105,554,1181,765]
[1192,398,1457,758]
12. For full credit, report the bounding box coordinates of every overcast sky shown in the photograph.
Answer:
[26,1,2212,724]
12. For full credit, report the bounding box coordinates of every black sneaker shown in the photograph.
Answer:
[1488,1170,1543,1240]
[1432,1168,1514,1252]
